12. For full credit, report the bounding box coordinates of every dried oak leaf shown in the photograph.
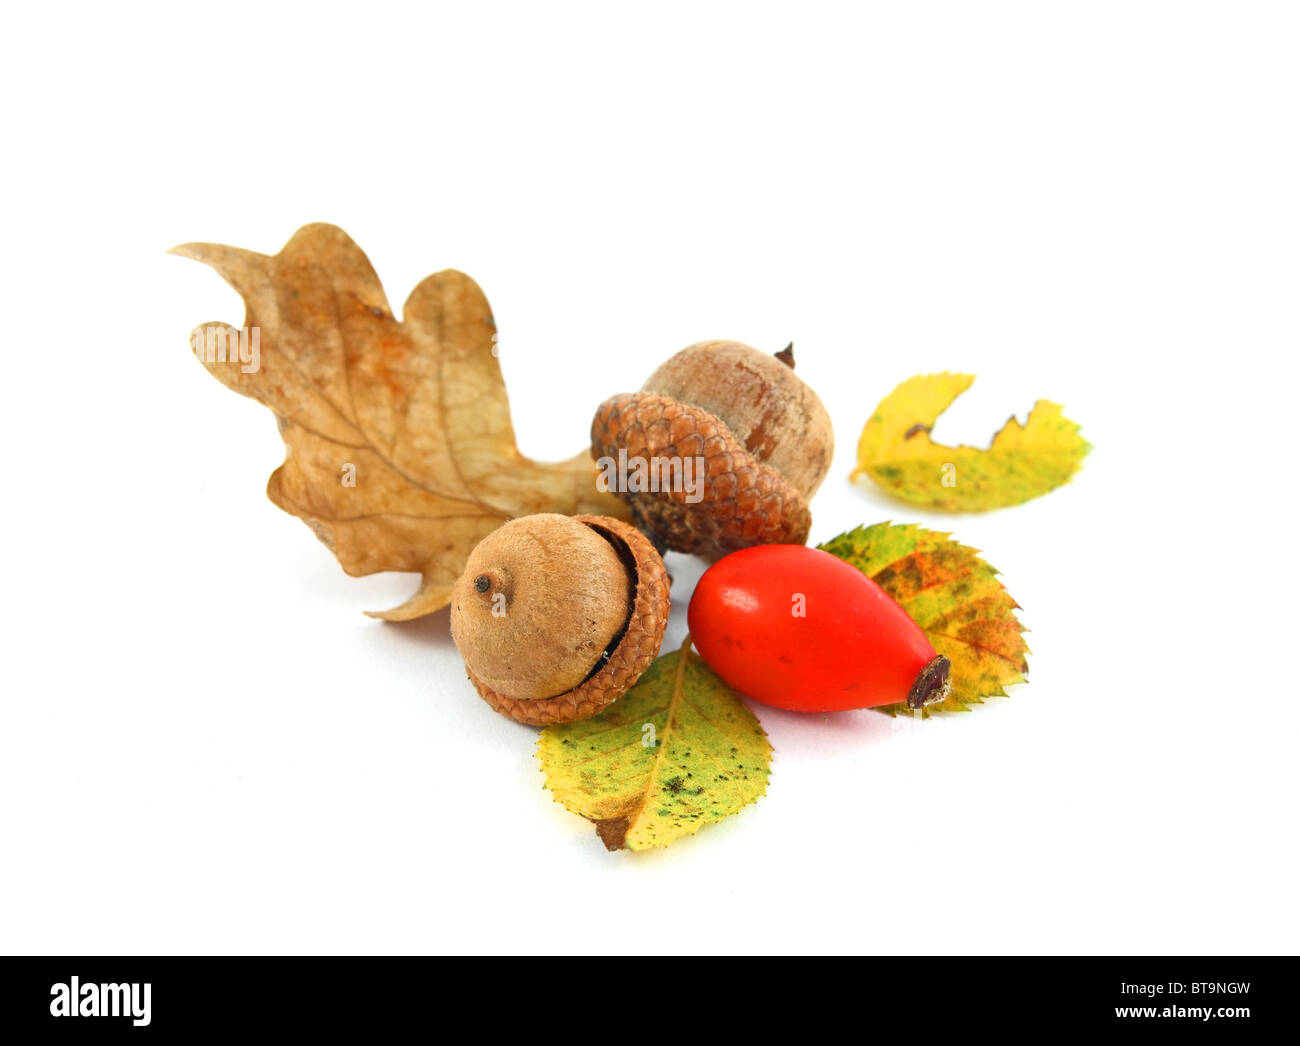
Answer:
[538,640,771,852]
[820,522,1029,716]
[853,372,1089,511]
[171,224,628,620]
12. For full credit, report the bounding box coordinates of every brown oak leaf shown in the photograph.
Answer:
[171,223,628,620]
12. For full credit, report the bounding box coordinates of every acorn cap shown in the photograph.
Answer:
[591,392,813,558]
[463,515,670,726]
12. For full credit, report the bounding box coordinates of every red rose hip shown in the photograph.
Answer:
[686,544,950,713]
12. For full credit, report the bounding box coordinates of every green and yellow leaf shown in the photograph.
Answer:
[538,642,771,851]
[820,522,1029,716]
[853,372,1089,511]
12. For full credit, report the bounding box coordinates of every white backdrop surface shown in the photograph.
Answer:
[1,1,1296,954]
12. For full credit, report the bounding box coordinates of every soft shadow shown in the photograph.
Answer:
[380,605,457,651]
[844,474,953,520]
[749,699,905,751]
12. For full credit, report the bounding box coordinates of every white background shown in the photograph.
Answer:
[2,2,1297,955]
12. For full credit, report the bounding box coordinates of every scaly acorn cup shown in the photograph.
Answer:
[591,340,833,559]
[450,514,670,726]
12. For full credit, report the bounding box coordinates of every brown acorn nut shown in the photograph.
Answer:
[591,340,834,558]
[450,513,670,726]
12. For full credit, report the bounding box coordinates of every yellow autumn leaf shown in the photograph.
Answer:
[819,522,1029,716]
[853,372,1089,511]
[538,641,771,851]
[170,224,628,620]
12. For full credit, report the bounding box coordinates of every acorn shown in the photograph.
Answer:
[450,513,670,725]
[591,340,834,558]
